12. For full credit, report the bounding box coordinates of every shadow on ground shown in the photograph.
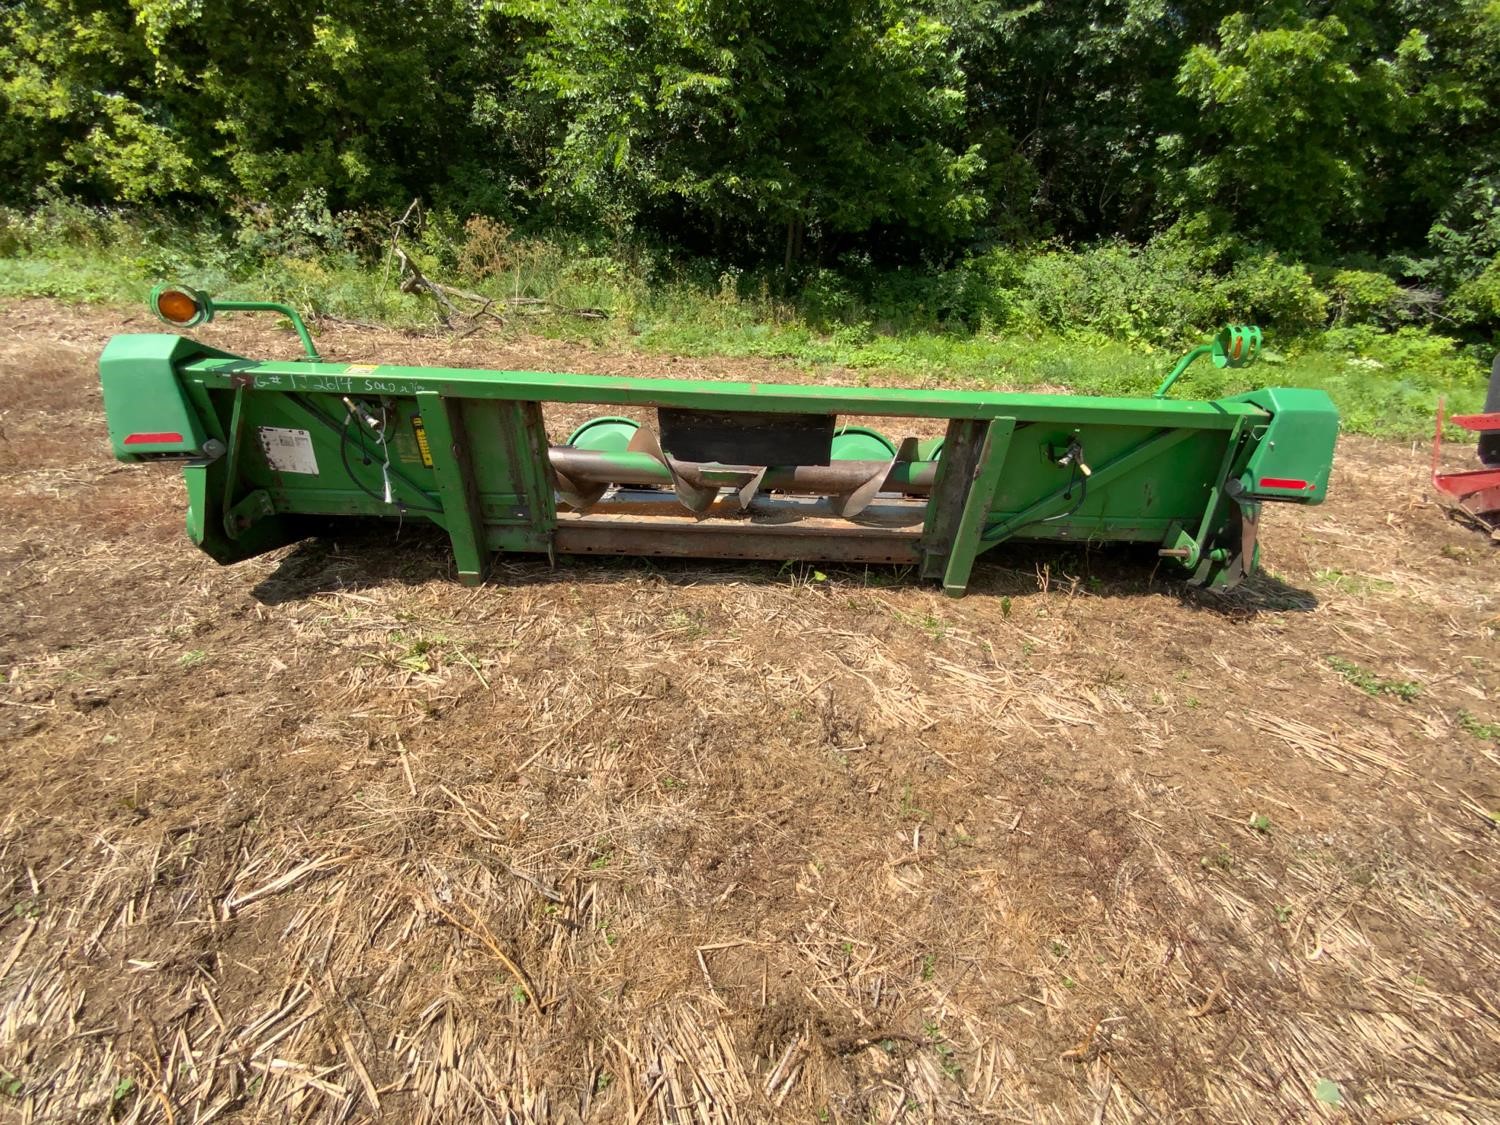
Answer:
[250,525,1319,614]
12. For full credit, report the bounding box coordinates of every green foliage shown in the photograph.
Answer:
[0,0,1494,291]
[1164,10,1413,255]
[508,0,987,251]
[1425,171,1500,286]
[1314,1078,1344,1107]
[1326,656,1421,701]
[0,0,504,210]
[1000,234,1326,344]
[1215,253,1328,337]
[1457,711,1500,741]
[110,1077,136,1112]
[1448,256,1500,329]
[1009,239,1210,345]
[1,202,1493,444]
[1326,269,1403,324]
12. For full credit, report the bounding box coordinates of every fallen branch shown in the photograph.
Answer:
[388,198,608,331]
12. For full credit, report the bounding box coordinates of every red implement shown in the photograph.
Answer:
[1434,397,1500,531]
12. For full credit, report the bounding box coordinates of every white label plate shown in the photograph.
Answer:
[258,427,319,475]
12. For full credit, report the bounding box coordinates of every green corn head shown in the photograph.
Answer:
[99,287,1338,596]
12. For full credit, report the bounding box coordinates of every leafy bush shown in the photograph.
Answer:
[1425,171,1500,292]
[1447,256,1500,332]
[998,234,1333,344]
[797,269,863,327]
[1211,253,1327,337]
[1,200,1491,440]
[1319,324,1479,386]
[1324,269,1402,324]
[1006,238,1214,345]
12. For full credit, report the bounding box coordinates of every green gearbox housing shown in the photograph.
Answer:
[98,288,1338,596]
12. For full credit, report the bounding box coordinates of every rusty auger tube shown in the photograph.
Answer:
[547,448,938,496]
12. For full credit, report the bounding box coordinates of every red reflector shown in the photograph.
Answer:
[1259,476,1310,490]
[123,431,185,445]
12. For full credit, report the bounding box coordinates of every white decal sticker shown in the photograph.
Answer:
[258,427,320,475]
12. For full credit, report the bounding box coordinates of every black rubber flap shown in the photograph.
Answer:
[1481,352,1500,467]
[658,409,834,465]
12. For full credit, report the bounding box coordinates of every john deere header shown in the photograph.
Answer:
[98,285,1337,596]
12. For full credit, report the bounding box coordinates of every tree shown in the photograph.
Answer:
[941,0,1238,242]
[0,0,496,210]
[1160,7,1414,254]
[503,0,987,261]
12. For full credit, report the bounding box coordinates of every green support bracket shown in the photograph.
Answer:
[1157,522,1201,570]
[919,418,987,580]
[225,489,276,535]
[942,417,1017,598]
[184,461,302,564]
[418,393,489,585]
[1177,416,1247,574]
[221,384,249,539]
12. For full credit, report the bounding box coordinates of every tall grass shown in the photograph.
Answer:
[0,201,1489,440]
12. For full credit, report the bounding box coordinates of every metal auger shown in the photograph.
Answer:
[549,418,931,519]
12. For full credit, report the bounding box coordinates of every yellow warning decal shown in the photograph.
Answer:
[344,363,381,374]
[411,415,434,467]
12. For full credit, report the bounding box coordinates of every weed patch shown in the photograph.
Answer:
[1326,657,1421,701]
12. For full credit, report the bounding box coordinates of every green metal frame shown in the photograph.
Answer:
[1154,324,1262,398]
[98,297,1339,596]
[149,283,321,359]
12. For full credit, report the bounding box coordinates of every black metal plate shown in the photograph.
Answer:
[1481,352,1500,468]
[658,408,834,465]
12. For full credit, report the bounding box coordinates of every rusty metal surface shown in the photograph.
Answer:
[1224,500,1260,586]
[546,447,938,495]
[551,467,607,512]
[918,419,986,580]
[625,425,718,513]
[561,489,929,527]
[553,519,922,564]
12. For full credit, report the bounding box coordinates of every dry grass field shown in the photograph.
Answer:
[1,299,1497,1123]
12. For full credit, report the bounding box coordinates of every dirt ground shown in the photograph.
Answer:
[1,298,1497,1123]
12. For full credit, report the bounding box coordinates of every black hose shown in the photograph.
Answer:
[340,412,443,514]
[1006,463,1089,538]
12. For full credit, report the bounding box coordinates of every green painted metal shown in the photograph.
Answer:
[943,418,1016,597]
[1228,387,1340,502]
[831,425,896,461]
[566,415,640,452]
[96,291,1340,596]
[99,333,222,459]
[177,354,1262,425]
[1154,325,1263,398]
[149,283,321,360]
[419,392,488,584]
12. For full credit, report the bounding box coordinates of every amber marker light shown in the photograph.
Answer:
[150,284,211,328]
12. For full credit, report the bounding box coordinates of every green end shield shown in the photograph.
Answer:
[99,334,223,460]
